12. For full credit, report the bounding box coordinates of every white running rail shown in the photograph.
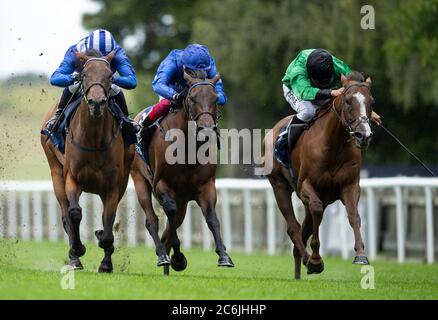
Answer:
[0,177,436,263]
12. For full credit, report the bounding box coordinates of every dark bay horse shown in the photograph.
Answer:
[41,51,135,272]
[263,72,374,279]
[130,72,233,275]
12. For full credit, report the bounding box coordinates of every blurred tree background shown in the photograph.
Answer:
[83,0,438,177]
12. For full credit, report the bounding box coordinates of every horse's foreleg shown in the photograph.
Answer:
[131,169,169,267]
[341,184,369,265]
[300,179,324,274]
[197,182,234,268]
[95,190,119,273]
[158,184,187,272]
[270,175,309,279]
[65,174,86,267]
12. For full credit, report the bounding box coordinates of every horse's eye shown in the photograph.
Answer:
[346,97,353,105]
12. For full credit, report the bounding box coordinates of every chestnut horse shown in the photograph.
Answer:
[131,72,233,275]
[41,51,135,272]
[264,72,374,279]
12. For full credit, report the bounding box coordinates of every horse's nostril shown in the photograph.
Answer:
[354,132,364,141]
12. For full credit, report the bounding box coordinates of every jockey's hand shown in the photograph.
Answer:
[331,87,345,97]
[72,72,81,82]
[371,111,382,125]
[172,90,188,107]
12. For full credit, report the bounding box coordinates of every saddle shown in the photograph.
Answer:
[274,102,333,169]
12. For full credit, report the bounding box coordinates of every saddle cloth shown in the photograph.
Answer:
[41,96,137,154]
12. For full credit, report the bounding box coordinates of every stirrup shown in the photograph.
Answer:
[44,117,58,133]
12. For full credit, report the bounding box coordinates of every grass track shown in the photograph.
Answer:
[0,240,437,299]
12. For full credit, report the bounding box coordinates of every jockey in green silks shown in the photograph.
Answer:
[282,48,381,149]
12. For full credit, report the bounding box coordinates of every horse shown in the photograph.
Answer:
[130,71,234,275]
[40,50,135,272]
[263,72,374,279]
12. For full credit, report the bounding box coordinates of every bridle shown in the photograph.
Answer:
[67,57,121,152]
[79,58,112,104]
[184,81,219,126]
[332,82,372,137]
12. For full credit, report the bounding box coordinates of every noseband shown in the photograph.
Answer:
[332,83,372,136]
[80,58,112,104]
[184,82,218,125]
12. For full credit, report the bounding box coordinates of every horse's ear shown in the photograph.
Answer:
[106,51,115,62]
[75,51,89,62]
[209,73,221,85]
[341,74,349,86]
[184,70,196,85]
[365,77,372,85]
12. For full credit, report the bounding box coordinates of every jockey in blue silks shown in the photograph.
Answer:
[44,29,139,133]
[138,43,227,142]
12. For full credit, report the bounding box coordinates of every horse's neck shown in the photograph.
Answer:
[166,108,189,132]
[319,99,354,160]
[74,102,113,147]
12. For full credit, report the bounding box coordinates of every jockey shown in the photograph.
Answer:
[45,29,139,134]
[282,48,381,148]
[138,43,227,142]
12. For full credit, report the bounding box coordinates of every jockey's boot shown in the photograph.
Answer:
[44,87,73,133]
[138,115,155,147]
[115,90,140,135]
[287,116,307,151]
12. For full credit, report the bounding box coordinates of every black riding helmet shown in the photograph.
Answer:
[306,49,335,89]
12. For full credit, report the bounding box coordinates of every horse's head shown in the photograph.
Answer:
[339,71,374,149]
[183,71,220,134]
[75,50,115,118]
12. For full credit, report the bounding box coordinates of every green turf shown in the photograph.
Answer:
[0,240,437,299]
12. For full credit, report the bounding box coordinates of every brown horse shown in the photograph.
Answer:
[130,72,233,275]
[263,72,374,279]
[40,51,135,272]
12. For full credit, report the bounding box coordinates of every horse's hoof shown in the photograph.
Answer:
[157,254,171,267]
[218,255,234,267]
[98,262,113,273]
[68,259,83,270]
[306,260,324,274]
[352,255,370,265]
[170,253,187,272]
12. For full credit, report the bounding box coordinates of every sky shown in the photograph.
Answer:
[0,0,100,79]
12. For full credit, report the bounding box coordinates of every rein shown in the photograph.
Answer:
[67,57,120,152]
[184,81,218,125]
